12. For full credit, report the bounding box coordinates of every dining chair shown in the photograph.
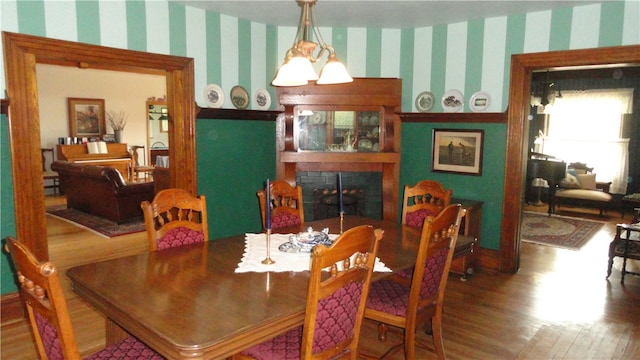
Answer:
[364,204,464,360]
[233,225,384,360]
[131,145,154,181]
[4,236,164,360]
[140,188,208,251]
[401,180,452,228]
[257,179,305,230]
[397,180,452,280]
[41,148,61,194]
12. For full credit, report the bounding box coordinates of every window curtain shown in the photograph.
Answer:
[542,89,633,194]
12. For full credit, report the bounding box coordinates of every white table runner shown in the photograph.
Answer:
[235,233,391,273]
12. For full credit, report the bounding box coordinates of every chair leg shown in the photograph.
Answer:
[403,325,416,360]
[431,315,446,360]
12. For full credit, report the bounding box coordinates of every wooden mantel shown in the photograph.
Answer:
[276,78,402,221]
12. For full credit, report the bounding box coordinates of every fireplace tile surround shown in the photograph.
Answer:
[297,171,383,221]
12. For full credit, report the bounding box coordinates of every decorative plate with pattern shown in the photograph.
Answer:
[415,91,435,112]
[254,88,271,110]
[203,84,224,108]
[442,89,464,112]
[230,85,249,110]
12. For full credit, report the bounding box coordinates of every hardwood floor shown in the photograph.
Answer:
[2,197,639,359]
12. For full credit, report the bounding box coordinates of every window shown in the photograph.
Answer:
[542,89,633,194]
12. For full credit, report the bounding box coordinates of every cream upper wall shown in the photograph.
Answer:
[37,64,166,164]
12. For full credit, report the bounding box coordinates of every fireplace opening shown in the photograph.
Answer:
[297,171,382,221]
[313,189,365,220]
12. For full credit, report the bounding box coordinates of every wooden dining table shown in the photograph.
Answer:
[66,216,423,359]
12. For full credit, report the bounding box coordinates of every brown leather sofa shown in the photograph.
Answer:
[52,161,155,223]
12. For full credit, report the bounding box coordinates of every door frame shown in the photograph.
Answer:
[3,32,196,260]
[500,44,640,272]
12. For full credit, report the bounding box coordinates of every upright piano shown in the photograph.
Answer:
[526,154,566,215]
[56,143,134,180]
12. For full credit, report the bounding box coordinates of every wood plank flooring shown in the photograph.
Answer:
[2,198,639,359]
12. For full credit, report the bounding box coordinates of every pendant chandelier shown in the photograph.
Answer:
[272,0,353,87]
[530,71,562,108]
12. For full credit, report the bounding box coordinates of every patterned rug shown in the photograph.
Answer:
[46,206,145,238]
[521,211,605,250]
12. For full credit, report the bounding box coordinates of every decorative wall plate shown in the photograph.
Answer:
[415,91,435,112]
[442,89,464,112]
[254,88,271,110]
[470,91,490,112]
[203,84,224,108]
[230,85,250,109]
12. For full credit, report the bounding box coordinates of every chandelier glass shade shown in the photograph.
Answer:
[272,0,353,87]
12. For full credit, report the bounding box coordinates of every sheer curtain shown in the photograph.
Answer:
[542,89,633,194]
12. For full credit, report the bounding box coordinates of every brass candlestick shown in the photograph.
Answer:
[340,211,344,234]
[261,229,275,265]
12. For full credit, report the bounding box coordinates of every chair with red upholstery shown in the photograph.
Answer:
[257,179,305,230]
[396,180,453,280]
[401,180,452,228]
[364,204,464,360]
[233,225,384,360]
[141,188,208,251]
[4,236,163,360]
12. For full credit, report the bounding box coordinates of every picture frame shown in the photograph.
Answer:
[68,98,106,137]
[432,129,484,175]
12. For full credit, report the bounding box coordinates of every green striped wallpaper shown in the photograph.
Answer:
[1,0,638,112]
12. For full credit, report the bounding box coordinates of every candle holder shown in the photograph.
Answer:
[340,211,344,234]
[261,229,275,265]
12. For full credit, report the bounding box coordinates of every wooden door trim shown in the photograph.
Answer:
[3,31,196,260]
[501,45,640,272]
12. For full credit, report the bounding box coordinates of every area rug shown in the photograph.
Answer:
[46,206,145,238]
[521,211,605,250]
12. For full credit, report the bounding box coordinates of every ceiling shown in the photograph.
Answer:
[174,0,600,29]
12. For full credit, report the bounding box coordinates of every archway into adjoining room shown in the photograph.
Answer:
[500,45,640,273]
[3,31,196,261]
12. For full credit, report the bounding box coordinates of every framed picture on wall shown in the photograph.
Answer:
[432,129,484,175]
[68,98,106,137]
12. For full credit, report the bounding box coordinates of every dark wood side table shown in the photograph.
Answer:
[450,198,483,279]
[621,193,640,218]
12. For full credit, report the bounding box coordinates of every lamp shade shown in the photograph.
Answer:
[317,55,353,85]
[272,56,320,86]
[272,62,308,87]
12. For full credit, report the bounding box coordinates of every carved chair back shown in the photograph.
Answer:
[5,236,81,360]
[365,204,464,359]
[235,225,383,359]
[141,188,209,251]
[257,179,304,230]
[401,180,452,228]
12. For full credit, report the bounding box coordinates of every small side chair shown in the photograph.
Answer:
[607,208,640,283]
[5,236,163,360]
[257,179,304,230]
[141,188,208,251]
